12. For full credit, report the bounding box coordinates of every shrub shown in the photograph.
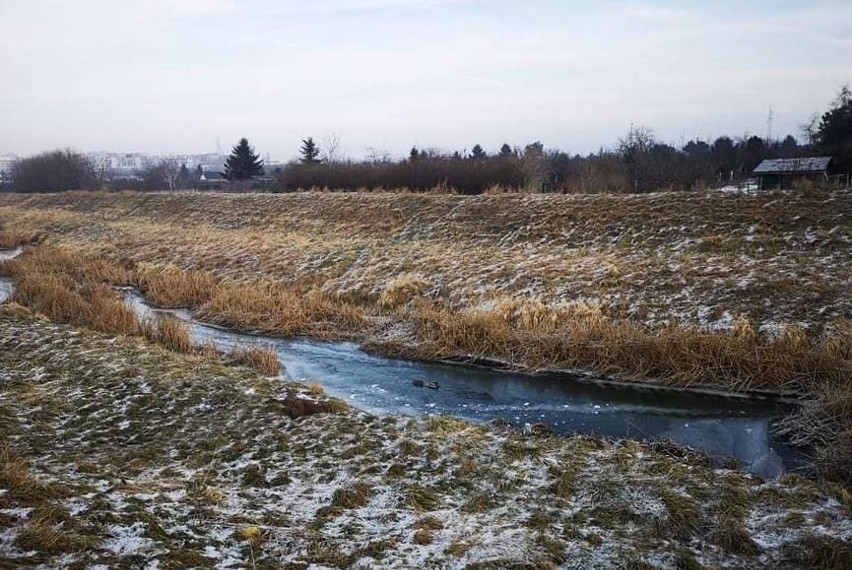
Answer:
[10,150,98,193]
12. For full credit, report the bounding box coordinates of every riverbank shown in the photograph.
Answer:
[1,247,806,479]
[2,307,851,568]
[1,191,849,388]
[0,190,850,482]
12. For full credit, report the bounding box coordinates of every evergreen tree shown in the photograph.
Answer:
[300,137,321,164]
[223,138,264,180]
[409,146,420,162]
[470,144,487,160]
[499,143,514,157]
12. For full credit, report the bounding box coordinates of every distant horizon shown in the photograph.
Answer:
[2,1,850,161]
[0,125,820,165]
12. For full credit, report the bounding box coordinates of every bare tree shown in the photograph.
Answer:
[163,163,180,191]
[800,113,820,146]
[618,124,657,192]
[141,159,181,191]
[321,131,342,164]
[365,147,391,164]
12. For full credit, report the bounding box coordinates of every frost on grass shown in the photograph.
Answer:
[2,190,850,332]
[1,309,851,568]
[2,191,851,395]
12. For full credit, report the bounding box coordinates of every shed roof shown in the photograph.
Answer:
[200,171,227,181]
[753,157,832,174]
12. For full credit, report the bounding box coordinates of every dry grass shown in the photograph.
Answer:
[229,344,281,376]
[135,263,218,308]
[0,444,91,558]
[196,280,367,338]
[2,191,852,482]
[713,514,760,555]
[1,309,850,568]
[0,444,60,508]
[408,303,852,390]
[8,247,138,335]
[141,315,193,354]
[2,190,848,389]
[0,310,351,566]
[777,369,852,486]
[0,228,39,249]
[14,508,94,555]
[783,536,852,570]
[378,273,431,309]
[330,481,373,509]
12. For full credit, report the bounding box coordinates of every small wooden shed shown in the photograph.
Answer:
[753,157,832,190]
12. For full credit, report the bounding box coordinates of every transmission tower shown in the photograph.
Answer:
[766,106,774,142]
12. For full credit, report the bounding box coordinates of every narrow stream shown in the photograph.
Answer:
[0,247,806,479]
[0,247,21,303]
[123,291,804,479]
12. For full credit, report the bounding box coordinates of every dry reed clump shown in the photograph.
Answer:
[230,344,281,376]
[278,394,349,418]
[491,297,606,334]
[777,364,852,485]
[0,443,63,508]
[9,248,138,336]
[378,273,431,309]
[411,303,852,390]
[0,228,40,249]
[135,263,219,308]
[7,246,199,354]
[10,244,130,285]
[141,315,193,354]
[6,247,203,363]
[196,281,366,338]
[0,259,11,277]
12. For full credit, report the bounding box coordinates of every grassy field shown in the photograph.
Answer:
[1,306,851,568]
[0,189,851,482]
[1,190,852,567]
[1,190,849,385]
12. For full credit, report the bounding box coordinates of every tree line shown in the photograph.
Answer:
[4,86,850,194]
[280,131,818,194]
[278,87,851,194]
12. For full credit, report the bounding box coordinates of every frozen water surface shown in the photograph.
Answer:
[125,289,803,479]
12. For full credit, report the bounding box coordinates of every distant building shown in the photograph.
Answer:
[752,157,832,190]
[199,171,227,182]
[0,155,17,185]
[197,170,229,190]
[86,152,228,181]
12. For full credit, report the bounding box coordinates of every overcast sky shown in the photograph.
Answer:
[1,0,850,161]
